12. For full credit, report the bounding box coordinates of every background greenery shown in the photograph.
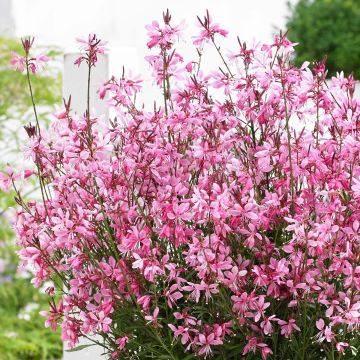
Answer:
[286,0,360,78]
[0,36,63,360]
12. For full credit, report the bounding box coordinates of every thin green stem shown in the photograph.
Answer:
[162,51,168,117]
[211,38,234,77]
[87,61,93,151]
[25,60,41,135]
[279,63,295,215]
[25,59,49,218]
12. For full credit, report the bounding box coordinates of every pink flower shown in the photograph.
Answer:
[352,178,360,197]
[10,51,26,72]
[132,253,144,269]
[0,167,20,192]
[145,307,162,328]
[243,336,273,359]
[39,300,64,332]
[197,332,223,357]
[137,295,152,311]
[144,261,163,282]
[194,10,228,47]
[260,315,278,335]
[174,311,197,326]
[115,336,129,351]
[185,62,193,73]
[165,283,183,308]
[145,21,184,50]
[33,53,49,72]
[167,202,191,222]
[11,38,49,74]
[252,296,270,322]
[211,71,233,94]
[315,318,334,343]
[145,10,185,50]
[183,281,218,303]
[168,324,191,345]
[89,311,112,333]
[277,319,300,338]
[336,342,348,353]
[75,33,107,66]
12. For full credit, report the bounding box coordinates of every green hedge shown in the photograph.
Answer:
[286,0,360,78]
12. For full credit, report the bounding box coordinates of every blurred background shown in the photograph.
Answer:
[0,0,359,359]
[6,0,292,111]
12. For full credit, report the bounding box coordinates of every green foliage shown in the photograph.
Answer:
[286,0,360,78]
[0,192,63,360]
[0,37,61,155]
[0,37,63,359]
[65,344,96,353]
[0,306,62,360]
[0,37,61,120]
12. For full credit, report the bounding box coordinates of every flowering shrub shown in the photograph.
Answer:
[6,10,360,360]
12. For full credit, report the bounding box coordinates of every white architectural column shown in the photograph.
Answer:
[64,342,104,360]
[62,51,108,360]
[0,0,15,36]
[63,51,109,117]
[62,47,139,360]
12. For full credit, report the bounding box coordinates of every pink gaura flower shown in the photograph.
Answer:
[197,331,223,357]
[277,318,300,338]
[168,324,191,345]
[75,33,107,66]
[194,10,228,47]
[165,283,183,308]
[10,51,26,72]
[183,281,219,303]
[145,14,185,50]
[243,336,273,360]
[89,310,112,333]
[336,342,349,353]
[315,318,334,343]
[260,315,278,335]
[132,253,144,269]
[137,295,152,311]
[145,307,162,328]
[167,202,191,222]
[252,295,271,322]
[39,300,64,332]
[174,310,197,326]
[115,336,129,351]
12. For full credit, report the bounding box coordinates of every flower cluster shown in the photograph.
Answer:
[7,10,360,360]
[74,33,107,67]
[10,37,49,74]
[145,9,185,50]
[193,10,228,48]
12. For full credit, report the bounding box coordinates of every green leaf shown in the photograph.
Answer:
[182,355,196,360]
[65,344,96,352]
[351,345,358,356]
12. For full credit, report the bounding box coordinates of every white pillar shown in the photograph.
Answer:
[63,340,105,360]
[0,0,15,36]
[62,47,139,359]
[62,51,108,360]
[63,51,109,117]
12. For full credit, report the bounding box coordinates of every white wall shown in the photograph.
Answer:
[12,0,289,109]
[63,52,109,115]
[0,0,15,36]
[13,0,289,48]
